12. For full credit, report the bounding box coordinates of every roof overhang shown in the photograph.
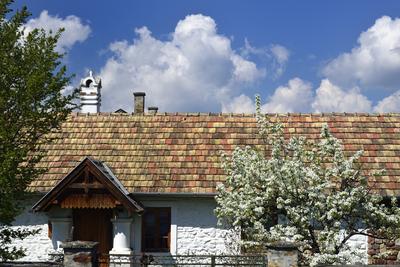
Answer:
[130,192,217,198]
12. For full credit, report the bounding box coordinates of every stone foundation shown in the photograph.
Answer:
[61,241,98,267]
[177,226,238,254]
[0,263,61,267]
[9,197,55,261]
[266,242,298,267]
[368,236,400,265]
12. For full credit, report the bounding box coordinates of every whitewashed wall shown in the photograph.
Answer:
[132,197,238,255]
[8,195,54,261]
[9,195,369,263]
[10,196,234,261]
[343,231,368,264]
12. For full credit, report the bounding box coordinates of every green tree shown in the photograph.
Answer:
[0,0,77,260]
[215,96,400,266]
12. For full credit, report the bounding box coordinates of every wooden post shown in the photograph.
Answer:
[211,255,216,267]
[263,255,268,267]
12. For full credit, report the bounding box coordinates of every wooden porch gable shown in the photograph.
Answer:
[32,157,144,213]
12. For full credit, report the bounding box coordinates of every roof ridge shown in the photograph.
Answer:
[70,112,400,117]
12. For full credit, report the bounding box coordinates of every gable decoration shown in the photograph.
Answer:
[32,157,144,213]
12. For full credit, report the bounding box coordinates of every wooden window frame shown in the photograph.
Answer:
[48,220,52,239]
[141,207,171,252]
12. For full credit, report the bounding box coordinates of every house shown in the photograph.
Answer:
[9,72,400,265]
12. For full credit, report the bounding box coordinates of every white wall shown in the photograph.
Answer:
[132,197,238,255]
[344,232,368,264]
[8,195,54,261]
[9,195,369,263]
[9,196,235,261]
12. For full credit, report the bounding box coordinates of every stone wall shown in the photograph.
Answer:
[10,195,374,264]
[267,244,298,267]
[368,236,400,265]
[176,226,235,254]
[175,198,238,255]
[132,197,237,255]
[0,263,61,267]
[345,233,368,264]
[135,198,369,259]
[9,196,54,262]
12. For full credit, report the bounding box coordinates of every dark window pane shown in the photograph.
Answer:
[142,207,171,252]
[145,213,156,226]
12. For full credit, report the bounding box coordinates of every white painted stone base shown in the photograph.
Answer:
[346,234,368,264]
[9,201,55,262]
[8,224,54,261]
[109,252,134,267]
[336,229,369,264]
[134,198,239,255]
[111,218,133,254]
[177,227,238,255]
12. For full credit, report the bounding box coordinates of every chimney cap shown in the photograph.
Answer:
[114,108,127,113]
[133,92,146,97]
[148,106,158,114]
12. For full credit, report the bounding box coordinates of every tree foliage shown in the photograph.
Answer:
[0,0,77,260]
[215,96,400,265]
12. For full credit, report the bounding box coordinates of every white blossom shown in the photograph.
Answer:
[215,95,400,265]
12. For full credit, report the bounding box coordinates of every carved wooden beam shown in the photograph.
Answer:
[69,183,106,189]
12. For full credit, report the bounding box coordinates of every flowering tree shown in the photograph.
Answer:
[215,96,400,266]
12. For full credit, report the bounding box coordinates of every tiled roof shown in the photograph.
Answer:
[29,112,400,196]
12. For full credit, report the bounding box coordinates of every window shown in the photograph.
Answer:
[142,207,171,252]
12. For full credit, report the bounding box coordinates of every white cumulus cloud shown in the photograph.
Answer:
[222,94,255,113]
[373,91,400,112]
[270,44,290,77]
[99,14,265,112]
[312,79,372,113]
[271,44,290,64]
[222,78,313,114]
[242,40,290,78]
[261,78,313,113]
[323,16,400,90]
[24,10,91,53]
[224,78,391,114]
[218,76,400,114]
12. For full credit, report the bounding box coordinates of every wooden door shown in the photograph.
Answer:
[73,209,112,267]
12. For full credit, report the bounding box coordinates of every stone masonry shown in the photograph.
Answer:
[368,236,400,265]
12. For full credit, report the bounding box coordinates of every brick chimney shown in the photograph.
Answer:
[80,71,101,113]
[133,92,145,114]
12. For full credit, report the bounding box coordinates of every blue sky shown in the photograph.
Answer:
[13,1,400,113]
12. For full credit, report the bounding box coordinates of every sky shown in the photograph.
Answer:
[12,0,400,113]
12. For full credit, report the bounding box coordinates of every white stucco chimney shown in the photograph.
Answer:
[80,71,101,113]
